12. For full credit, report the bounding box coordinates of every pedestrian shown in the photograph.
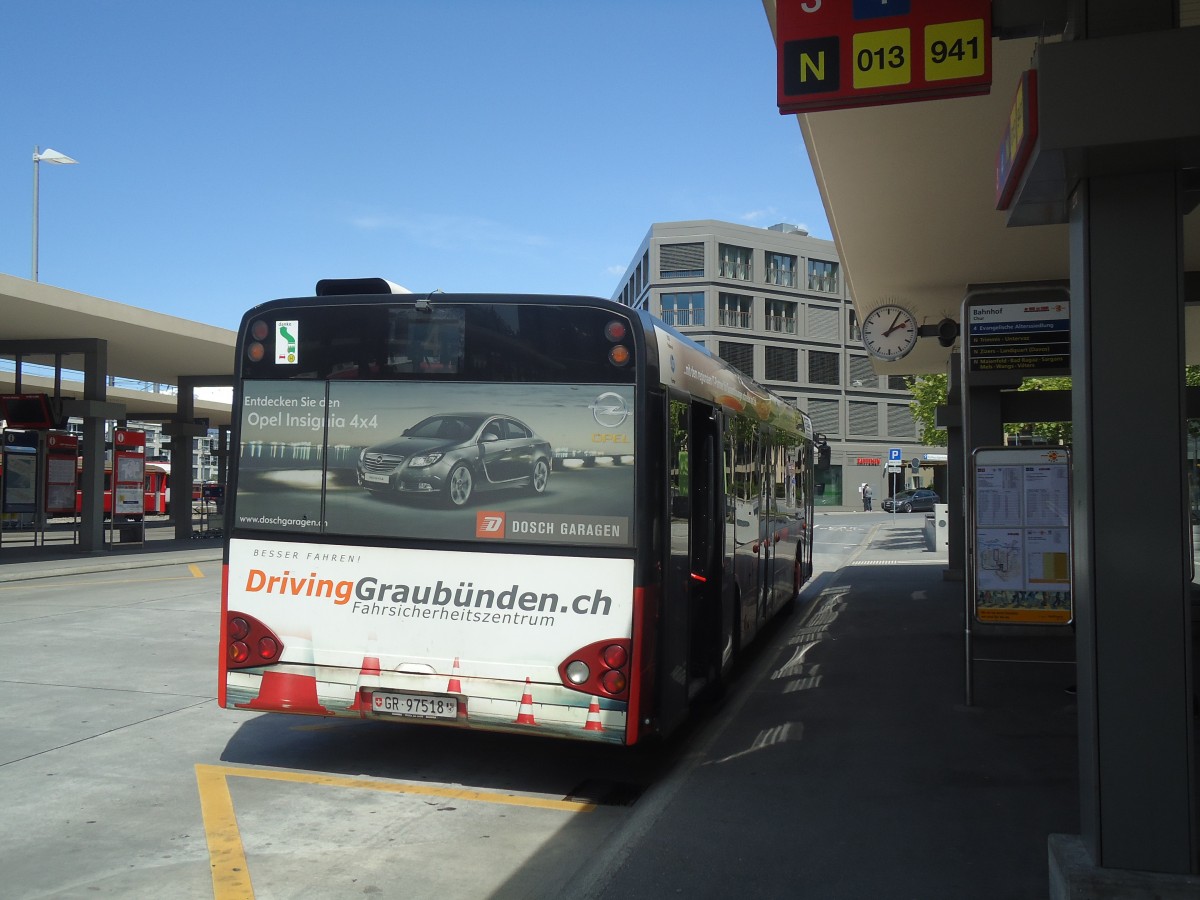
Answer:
[859,483,868,511]
[864,484,873,511]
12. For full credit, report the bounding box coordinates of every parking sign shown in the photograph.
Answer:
[888,447,902,463]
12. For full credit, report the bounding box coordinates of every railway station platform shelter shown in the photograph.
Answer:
[763,0,1200,895]
[0,274,234,551]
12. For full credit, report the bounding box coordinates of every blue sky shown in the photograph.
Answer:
[1,1,828,330]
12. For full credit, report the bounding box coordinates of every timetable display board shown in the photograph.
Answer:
[964,287,1070,385]
[971,447,1072,625]
[777,0,992,114]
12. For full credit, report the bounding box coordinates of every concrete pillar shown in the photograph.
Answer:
[1069,170,1195,874]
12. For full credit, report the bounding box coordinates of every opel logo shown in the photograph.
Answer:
[590,391,629,428]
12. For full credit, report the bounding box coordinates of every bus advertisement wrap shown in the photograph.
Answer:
[235,381,635,545]
[225,537,635,742]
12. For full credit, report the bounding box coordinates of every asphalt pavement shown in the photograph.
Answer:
[573,511,1079,900]
[0,512,1079,898]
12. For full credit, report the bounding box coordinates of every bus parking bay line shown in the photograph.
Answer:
[195,763,596,899]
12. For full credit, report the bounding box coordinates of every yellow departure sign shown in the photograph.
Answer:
[777,0,991,114]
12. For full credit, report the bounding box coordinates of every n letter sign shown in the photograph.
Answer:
[777,0,991,114]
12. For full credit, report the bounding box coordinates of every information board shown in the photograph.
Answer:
[970,446,1072,625]
[112,430,146,518]
[777,0,992,114]
[44,431,79,514]
[963,286,1070,385]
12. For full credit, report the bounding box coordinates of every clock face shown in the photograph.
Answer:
[861,304,918,361]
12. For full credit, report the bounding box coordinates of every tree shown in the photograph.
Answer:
[907,368,1200,446]
[906,373,948,446]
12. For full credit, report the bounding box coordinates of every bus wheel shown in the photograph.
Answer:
[446,464,474,507]
[528,458,550,495]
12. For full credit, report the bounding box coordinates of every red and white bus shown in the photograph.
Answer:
[74,459,172,518]
[220,281,815,745]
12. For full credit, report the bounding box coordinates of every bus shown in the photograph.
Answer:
[74,459,172,518]
[219,280,815,745]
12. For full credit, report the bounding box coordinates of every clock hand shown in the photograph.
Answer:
[882,312,906,336]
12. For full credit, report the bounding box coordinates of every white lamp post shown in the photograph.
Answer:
[32,146,78,282]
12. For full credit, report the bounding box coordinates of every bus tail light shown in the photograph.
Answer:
[225,611,284,670]
[605,319,632,367]
[246,319,270,363]
[557,638,632,700]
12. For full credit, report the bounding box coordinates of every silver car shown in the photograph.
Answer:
[356,413,552,507]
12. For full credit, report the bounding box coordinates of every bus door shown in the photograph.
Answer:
[755,434,774,621]
[687,402,722,684]
[664,398,723,712]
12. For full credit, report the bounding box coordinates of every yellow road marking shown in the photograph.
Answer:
[195,763,594,898]
[189,564,205,578]
[195,765,254,900]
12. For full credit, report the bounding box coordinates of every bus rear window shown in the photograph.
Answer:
[240,301,636,384]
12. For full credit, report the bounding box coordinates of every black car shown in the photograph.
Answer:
[356,413,552,507]
[881,488,940,513]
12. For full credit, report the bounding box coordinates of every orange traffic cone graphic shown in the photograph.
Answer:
[237,635,331,715]
[515,677,538,725]
[582,697,604,732]
[348,654,382,716]
[447,657,468,719]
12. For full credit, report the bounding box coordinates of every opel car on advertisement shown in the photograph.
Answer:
[356,413,552,507]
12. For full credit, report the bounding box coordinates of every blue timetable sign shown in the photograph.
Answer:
[777,0,991,114]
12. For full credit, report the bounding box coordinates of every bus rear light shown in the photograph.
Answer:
[557,638,631,699]
[602,643,628,669]
[604,320,627,342]
[608,345,631,367]
[246,319,270,363]
[601,669,627,695]
[225,611,284,670]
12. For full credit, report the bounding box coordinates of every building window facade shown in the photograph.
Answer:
[849,401,878,436]
[719,244,753,281]
[765,346,798,382]
[765,252,797,287]
[807,398,840,436]
[660,242,704,278]
[807,258,840,293]
[848,355,879,389]
[718,292,752,329]
[660,291,705,327]
[887,403,918,437]
[764,298,797,334]
[808,349,840,385]
[718,341,754,377]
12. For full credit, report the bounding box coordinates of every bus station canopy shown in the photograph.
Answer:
[0,274,235,429]
[763,2,1200,375]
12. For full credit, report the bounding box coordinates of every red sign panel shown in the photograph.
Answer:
[114,429,146,450]
[995,69,1038,210]
[777,0,992,114]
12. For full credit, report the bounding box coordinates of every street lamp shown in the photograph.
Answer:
[31,146,78,282]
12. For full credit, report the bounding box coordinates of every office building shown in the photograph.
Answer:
[611,219,947,506]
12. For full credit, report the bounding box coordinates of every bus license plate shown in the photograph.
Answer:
[372,692,459,720]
